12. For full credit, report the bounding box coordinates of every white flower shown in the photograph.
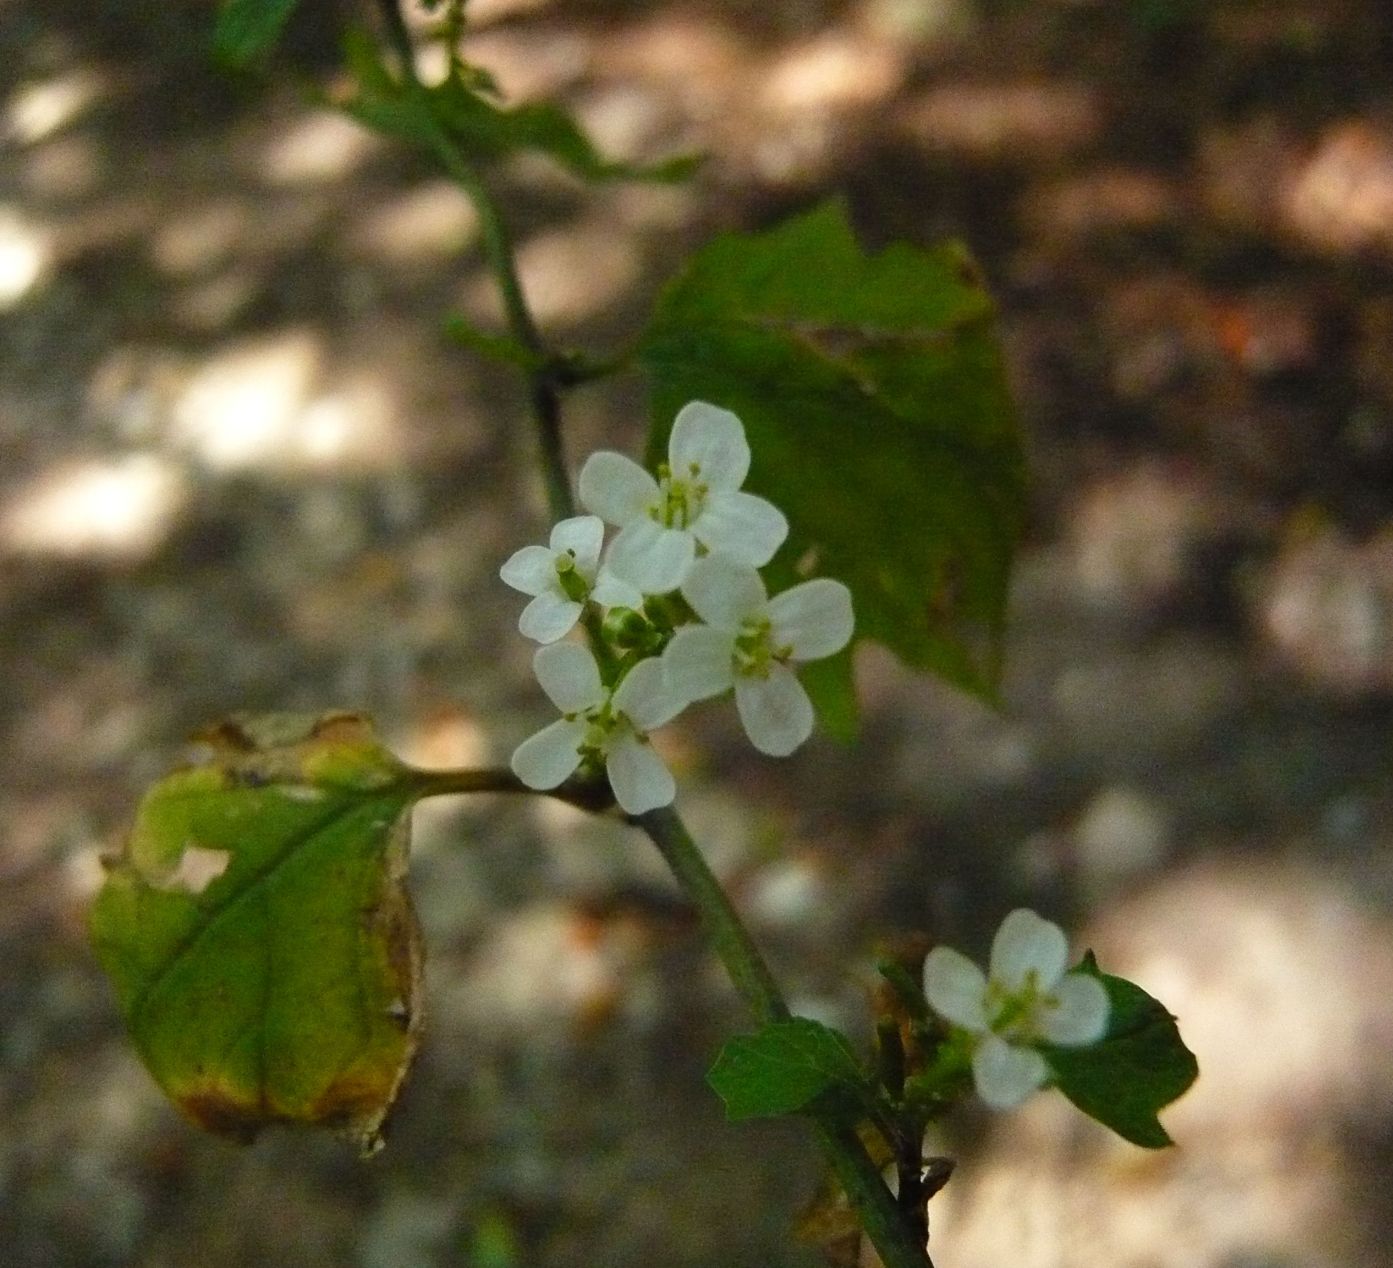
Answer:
[922,909,1110,1110]
[662,555,853,756]
[578,401,788,594]
[510,642,684,814]
[500,515,641,643]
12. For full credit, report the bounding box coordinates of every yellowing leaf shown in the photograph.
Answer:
[90,713,424,1153]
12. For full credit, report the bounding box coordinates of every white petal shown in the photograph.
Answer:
[667,400,750,491]
[972,1034,1048,1109]
[532,641,604,713]
[990,908,1069,992]
[510,719,586,790]
[692,490,788,566]
[680,554,766,629]
[591,569,643,609]
[518,593,582,644]
[613,656,685,732]
[605,733,676,814]
[922,946,990,1032]
[734,664,814,756]
[768,579,854,661]
[606,518,695,594]
[663,626,737,702]
[549,514,605,574]
[578,451,658,525]
[499,544,555,596]
[1040,973,1110,1046]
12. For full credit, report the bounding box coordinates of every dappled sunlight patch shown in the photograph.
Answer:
[165,332,406,474]
[1285,121,1393,257]
[170,330,320,469]
[392,704,491,774]
[4,70,105,144]
[260,111,384,185]
[345,181,480,265]
[0,207,53,309]
[760,31,906,116]
[89,329,411,471]
[860,0,978,44]
[1025,168,1182,243]
[170,267,264,331]
[0,453,188,563]
[1067,463,1227,614]
[149,200,250,277]
[437,901,655,1045]
[463,218,642,328]
[21,134,107,201]
[597,13,754,121]
[903,81,1100,163]
[1260,526,1393,694]
[458,0,555,26]
[570,82,681,174]
[297,379,399,470]
[462,25,589,102]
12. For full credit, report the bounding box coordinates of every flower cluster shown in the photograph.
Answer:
[922,909,1110,1109]
[501,401,854,813]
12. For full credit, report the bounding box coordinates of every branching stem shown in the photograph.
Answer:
[636,807,935,1268]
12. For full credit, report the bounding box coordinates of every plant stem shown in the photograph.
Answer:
[636,806,934,1268]
[375,0,575,523]
[409,765,613,813]
[374,8,931,1261]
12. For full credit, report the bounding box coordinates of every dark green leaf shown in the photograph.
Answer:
[640,200,1025,728]
[1044,953,1198,1148]
[707,1017,870,1122]
[89,713,425,1153]
[214,0,302,67]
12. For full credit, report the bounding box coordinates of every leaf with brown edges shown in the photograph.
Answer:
[90,713,425,1153]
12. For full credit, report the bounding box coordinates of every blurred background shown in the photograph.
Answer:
[3,0,1393,1264]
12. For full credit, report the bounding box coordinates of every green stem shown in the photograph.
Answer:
[635,805,788,1023]
[409,766,612,814]
[636,806,934,1268]
[375,0,575,523]
[372,10,930,1262]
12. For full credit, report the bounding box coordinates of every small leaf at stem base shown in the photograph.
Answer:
[707,1016,871,1122]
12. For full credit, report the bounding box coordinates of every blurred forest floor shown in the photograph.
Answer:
[2,1,1392,1265]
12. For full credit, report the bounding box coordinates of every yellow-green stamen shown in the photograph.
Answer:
[648,460,708,529]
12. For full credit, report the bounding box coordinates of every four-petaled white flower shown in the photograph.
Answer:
[578,401,788,595]
[500,515,641,643]
[922,909,1110,1109]
[662,555,854,756]
[510,642,684,814]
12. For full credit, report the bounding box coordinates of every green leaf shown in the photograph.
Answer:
[335,35,698,184]
[639,201,1025,727]
[707,1017,870,1122]
[1044,953,1198,1148]
[428,78,700,183]
[214,0,302,67]
[89,713,425,1153]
